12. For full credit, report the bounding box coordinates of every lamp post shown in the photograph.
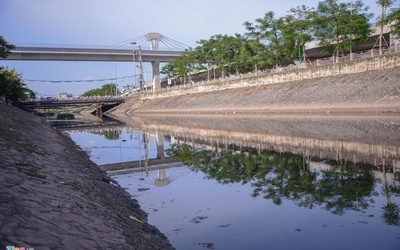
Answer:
[114,62,118,96]
[130,42,137,91]
[138,46,144,91]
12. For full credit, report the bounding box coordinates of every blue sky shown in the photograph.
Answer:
[0,0,384,97]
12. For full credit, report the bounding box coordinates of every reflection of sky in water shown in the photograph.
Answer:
[69,129,171,165]
[69,129,400,250]
[114,168,400,250]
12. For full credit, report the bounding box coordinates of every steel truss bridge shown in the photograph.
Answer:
[20,97,125,116]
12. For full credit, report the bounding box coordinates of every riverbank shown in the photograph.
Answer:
[113,65,400,115]
[0,104,174,249]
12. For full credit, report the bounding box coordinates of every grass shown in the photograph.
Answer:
[14,142,46,156]
[16,162,47,179]
[22,168,47,179]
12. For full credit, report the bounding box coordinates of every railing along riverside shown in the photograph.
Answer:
[134,45,400,99]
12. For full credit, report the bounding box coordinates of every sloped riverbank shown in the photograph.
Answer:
[114,66,400,115]
[0,104,174,249]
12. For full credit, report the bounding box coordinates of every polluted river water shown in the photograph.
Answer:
[67,114,400,250]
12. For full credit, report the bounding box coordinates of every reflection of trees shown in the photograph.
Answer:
[252,152,317,208]
[166,144,399,224]
[381,163,400,226]
[94,130,121,140]
[317,162,375,215]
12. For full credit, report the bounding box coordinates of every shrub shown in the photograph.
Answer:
[57,113,75,120]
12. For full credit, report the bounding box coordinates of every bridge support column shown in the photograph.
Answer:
[152,61,161,92]
[156,133,165,159]
[96,101,103,117]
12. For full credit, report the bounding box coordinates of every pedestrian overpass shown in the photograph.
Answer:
[2,33,188,91]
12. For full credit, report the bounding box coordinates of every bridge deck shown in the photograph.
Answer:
[4,46,183,62]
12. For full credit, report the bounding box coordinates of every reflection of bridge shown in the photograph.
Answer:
[101,158,188,187]
[67,125,190,187]
[2,33,187,91]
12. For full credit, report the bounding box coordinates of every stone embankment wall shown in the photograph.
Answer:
[141,52,400,99]
[115,53,400,114]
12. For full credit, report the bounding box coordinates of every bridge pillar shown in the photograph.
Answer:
[156,133,165,159]
[152,61,161,91]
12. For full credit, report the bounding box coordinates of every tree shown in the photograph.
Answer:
[0,35,16,59]
[376,0,395,54]
[162,34,258,83]
[343,3,374,55]
[281,5,316,64]
[314,0,373,60]
[197,34,247,77]
[386,6,400,40]
[235,38,268,72]
[161,49,197,84]
[244,11,285,67]
[82,83,118,96]
[0,67,28,105]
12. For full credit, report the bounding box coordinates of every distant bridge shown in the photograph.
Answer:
[20,97,125,115]
[5,45,182,62]
[2,33,188,91]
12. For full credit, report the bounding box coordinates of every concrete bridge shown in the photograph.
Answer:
[3,33,187,91]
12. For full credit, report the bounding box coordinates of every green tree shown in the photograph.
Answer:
[314,0,373,59]
[0,67,29,105]
[0,35,16,59]
[197,34,246,77]
[162,34,260,82]
[376,0,395,54]
[82,83,118,96]
[281,5,316,63]
[386,6,400,40]
[161,49,199,84]
[243,11,285,67]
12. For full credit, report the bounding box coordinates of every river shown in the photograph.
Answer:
[66,114,400,250]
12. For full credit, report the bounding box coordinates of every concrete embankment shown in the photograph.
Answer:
[0,104,174,249]
[114,55,400,115]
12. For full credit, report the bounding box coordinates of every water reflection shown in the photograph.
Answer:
[112,114,400,226]
[166,143,399,225]
[69,114,400,249]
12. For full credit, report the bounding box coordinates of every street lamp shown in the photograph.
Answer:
[137,46,144,91]
[130,42,137,91]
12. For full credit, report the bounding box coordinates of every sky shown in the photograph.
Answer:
[0,0,385,97]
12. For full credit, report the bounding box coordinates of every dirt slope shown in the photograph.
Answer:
[0,104,174,250]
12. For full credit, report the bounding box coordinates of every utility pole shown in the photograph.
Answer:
[138,46,144,91]
[130,42,137,90]
[114,62,118,96]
